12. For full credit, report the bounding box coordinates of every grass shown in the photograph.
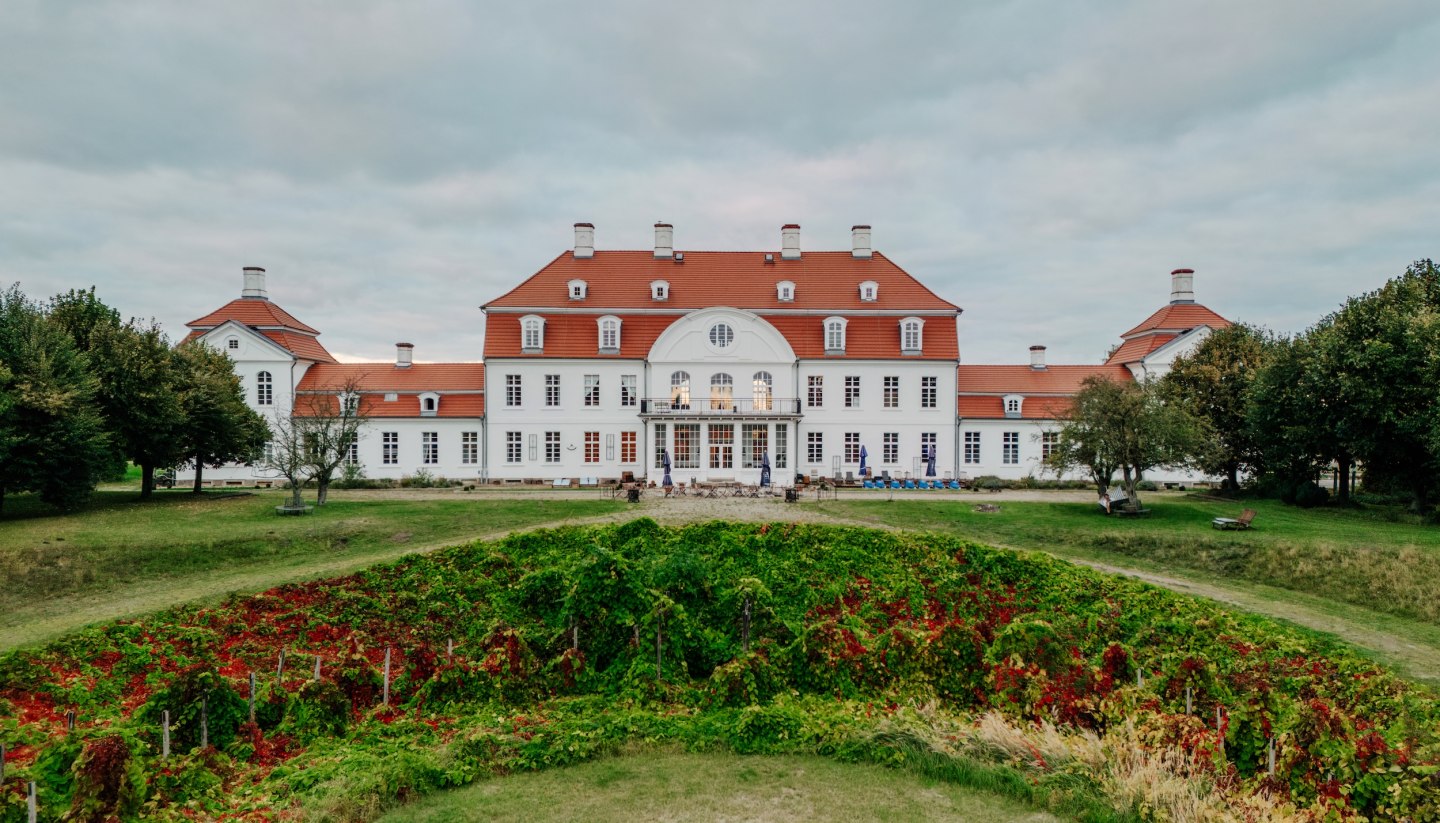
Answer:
[817,494,1440,682]
[376,750,1061,823]
[0,488,626,649]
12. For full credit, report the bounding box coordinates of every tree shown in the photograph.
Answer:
[0,286,112,514]
[174,342,269,493]
[89,320,189,498]
[260,409,312,511]
[1161,323,1271,491]
[293,379,369,506]
[1318,260,1440,513]
[1044,374,1202,510]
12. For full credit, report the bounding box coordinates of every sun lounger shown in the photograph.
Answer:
[1212,508,1257,530]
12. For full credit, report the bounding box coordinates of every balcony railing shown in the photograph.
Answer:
[641,397,802,415]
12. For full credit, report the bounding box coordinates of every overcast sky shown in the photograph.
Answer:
[3,0,1436,365]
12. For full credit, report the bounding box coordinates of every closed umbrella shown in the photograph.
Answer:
[760,451,771,487]
[662,448,672,487]
[925,446,937,478]
[859,445,868,479]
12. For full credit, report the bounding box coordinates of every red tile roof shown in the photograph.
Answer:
[294,393,485,418]
[261,331,336,363]
[485,251,960,312]
[766,315,958,359]
[957,364,1133,394]
[187,298,321,334]
[1104,335,1175,366]
[1119,303,1230,339]
[483,313,680,359]
[296,363,485,392]
[958,395,1076,420]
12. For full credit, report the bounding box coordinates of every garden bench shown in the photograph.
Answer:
[551,478,570,488]
[1212,509,1257,530]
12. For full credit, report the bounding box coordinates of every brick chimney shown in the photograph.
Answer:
[573,223,595,259]
[241,266,268,300]
[1170,268,1195,303]
[781,224,801,260]
[654,222,674,258]
[1029,345,1047,370]
[396,342,414,369]
[851,225,872,259]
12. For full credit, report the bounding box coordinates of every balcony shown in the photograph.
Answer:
[640,397,802,416]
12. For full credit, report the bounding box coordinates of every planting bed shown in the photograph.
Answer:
[1,520,1438,821]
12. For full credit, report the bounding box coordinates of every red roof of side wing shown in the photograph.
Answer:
[187,299,321,334]
[1119,303,1230,339]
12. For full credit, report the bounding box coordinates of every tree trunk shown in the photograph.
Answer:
[316,477,329,506]
[140,462,155,500]
[1226,463,1240,493]
[1336,457,1351,505]
[192,455,204,494]
[1122,466,1139,510]
[289,478,303,509]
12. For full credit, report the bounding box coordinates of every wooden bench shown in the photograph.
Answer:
[551,478,571,488]
[1212,509,1256,530]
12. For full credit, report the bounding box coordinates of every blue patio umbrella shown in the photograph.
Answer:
[760,451,771,487]
[662,448,672,486]
[858,445,868,478]
[925,446,937,477]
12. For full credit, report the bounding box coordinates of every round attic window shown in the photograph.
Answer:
[708,323,735,349]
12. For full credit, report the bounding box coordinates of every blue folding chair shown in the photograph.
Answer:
[903,479,916,490]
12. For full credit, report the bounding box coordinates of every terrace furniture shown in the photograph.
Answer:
[1212,509,1257,530]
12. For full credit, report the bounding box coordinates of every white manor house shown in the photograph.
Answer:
[179,223,1230,487]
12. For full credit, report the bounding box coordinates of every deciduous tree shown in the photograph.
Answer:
[1162,323,1271,491]
[175,342,269,493]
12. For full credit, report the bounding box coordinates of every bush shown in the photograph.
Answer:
[1135,480,1158,492]
[972,475,1010,491]
[1292,480,1330,508]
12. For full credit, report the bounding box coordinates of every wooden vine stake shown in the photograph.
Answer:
[276,648,286,680]
[1136,668,1143,688]
[200,698,209,750]
[1267,736,1276,776]
[162,710,170,759]
[1185,685,1192,715]
[741,596,752,653]
[655,615,663,682]
[248,672,257,722]
[27,781,36,823]
[2,741,6,784]
[313,654,321,681]
[1215,707,1224,757]
[447,637,454,659]
[382,647,392,707]
[65,710,75,733]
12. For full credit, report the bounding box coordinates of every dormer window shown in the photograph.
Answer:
[824,316,848,354]
[339,391,360,415]
[420,392,440,417]
[900,317,924,355]
[521,315,545,353]
[568,279,588,300]
[1003,394,1023,419]
[859,280,878,302]
[651,279,669,301]
[598,315,621,353]
[226,337,239,350]
[776,280,795,302]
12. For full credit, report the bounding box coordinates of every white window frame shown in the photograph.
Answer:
[568,279,588,300]
[859,280,878,302]
[462,431,478,465]
[584,374,600,407]
[752,371,773,411]
[521,314,545,352]
[419,392,439,417]
[620,374,637,407]
[1003,431,1020,465]
[670,371,691,409]
[807,374,823,408]
[651,279,669,301]
[844,375,860,408]
[256,371,273,406]
[921,376,937,409]
[964,431,980,464]
[900,317,923,355]
[545,431,561,463]
[382,431,399,465]
[883,376,899,409]
[506,374,522,407]
[545,374,560,407]
[422,431,438,465]
[776,280,795,301]
[883,432,899,464]
[506,431,522,463]
[598,315,621,353]
[807,431,824,464]
[824,317,847,354]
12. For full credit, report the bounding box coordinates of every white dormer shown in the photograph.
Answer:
[1003,394,1023,419]
[899,317,923,355]
[568,279,588,300]
[859,280,878,302]
[598,315,621,353]
[824,316,848,354]
[777,280,795,302]
[651,279,669,301]
[419,391,440,417]
[521,314,545,353]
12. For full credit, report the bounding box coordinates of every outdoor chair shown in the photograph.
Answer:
[1212,509,1257,530]
[903,479,916,490]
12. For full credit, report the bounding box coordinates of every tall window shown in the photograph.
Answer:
[584,374,600,407]
[964,431,980,464]
[506,432,522,463]
[654,424,668,468]
[422,432,438,465]
[545,374,560,407]
[883,432,899,463]
[383,432,398,465]
[807,432,824,464]
[521,315,544,351]
[1041,432,1059,461]
[545,431,561,463]
[921,432,937,463]
[708,424,733,469]
[883,376,899,408]
[824,317,846,352]
[741,424,768,468]
[621,374,637,407]
[584,432,600,463]
[844,376,860,408]
[598,316,620,352]
[620,431,637,463]
[752,372,773,411]
[670,371,691,409]
[462,432,478,464]
[900,317,923,353]
[807,375,823,408]
[775,424,788,469]
[345,435,359,466]
[1003,432,1019,465]
[710,373,733,411]
[921,376,937,409]
[674,424,700,468]
[256,371,273,406]
[844,432,860,463]
[506,374,521,406]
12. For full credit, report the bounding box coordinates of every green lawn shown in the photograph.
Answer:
[816,494,1440,681]
[0,489,625,649]
[376,751,1060,823]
